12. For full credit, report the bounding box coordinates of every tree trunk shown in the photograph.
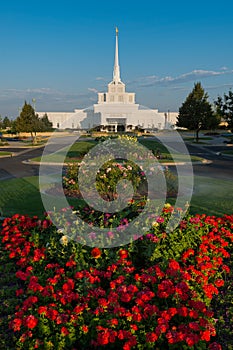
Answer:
[196,129,200,142]
[31,131,37,144]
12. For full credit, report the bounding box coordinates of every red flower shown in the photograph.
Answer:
[25,315,38,329]
[168,259,180,270]
[11,318,22,331]
[62,278,75,291]
[37,306,47,315]
[215,279,224,287]
[91,247,102,259]
[118,249,128,259]
[16,288,24,296]
[66,259,76,267]
[82,325,89,333]
[146,332,158,343]
[201,330,211,341]
[61,326,69,336]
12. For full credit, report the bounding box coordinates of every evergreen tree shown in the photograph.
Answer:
[40,113,53,131]
[15,102,42,143]
[214,90,233,132]
[176,82,219,141]
[2,116,12,129]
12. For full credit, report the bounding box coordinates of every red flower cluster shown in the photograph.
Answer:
[2,212,232,349]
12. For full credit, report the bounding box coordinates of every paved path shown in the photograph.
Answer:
[185,143,233,181]
[0,147,44,180]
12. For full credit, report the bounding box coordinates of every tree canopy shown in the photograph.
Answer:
[0,116,13,130]
[176,82,220,140]
[214,90,233,132]
[40,114,53,131]
[15,102,53,142]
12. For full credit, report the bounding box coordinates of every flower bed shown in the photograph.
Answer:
[1,208,233,349]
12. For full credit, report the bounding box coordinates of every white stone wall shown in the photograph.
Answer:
[37,108,178,130]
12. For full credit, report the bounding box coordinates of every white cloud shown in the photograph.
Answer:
[88,87,99,93]
[0,87,99,116]
[129,68,233,88]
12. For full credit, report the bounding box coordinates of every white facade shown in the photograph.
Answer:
[38,29,178,131]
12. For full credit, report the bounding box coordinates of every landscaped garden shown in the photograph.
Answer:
[1,207,233,349]
[1,134,233,349]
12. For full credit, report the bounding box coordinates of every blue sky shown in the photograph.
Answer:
[1,0,233,118]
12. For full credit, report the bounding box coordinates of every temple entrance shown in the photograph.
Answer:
[117,124,125,132]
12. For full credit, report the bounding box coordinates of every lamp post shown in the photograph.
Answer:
[32,98,36,112]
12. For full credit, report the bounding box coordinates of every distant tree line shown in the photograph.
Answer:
[176,82,233,141]
[0,116,13,130]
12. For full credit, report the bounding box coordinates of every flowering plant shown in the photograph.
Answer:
[1,209,233,349]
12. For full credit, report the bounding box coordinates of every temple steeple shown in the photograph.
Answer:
[113,27,121,83]
[97,28,135,104]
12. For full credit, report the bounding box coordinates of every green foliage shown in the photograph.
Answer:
[15,102,53,141]
[16,102,41,135]
[0,116,13,130]
[215,89,233,131]
[62,157,178,204]
[177,82,219,140]
[40,114,53,131]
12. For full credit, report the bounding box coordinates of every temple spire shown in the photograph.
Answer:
[113,27,121,83]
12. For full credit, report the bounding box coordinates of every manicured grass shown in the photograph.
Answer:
[0,175,233,218]
[222,150,233,155]
[32,140,97,163]
[189,176,233,216]
[0,177,45,217]
[138,138,169,153]
[0,151,12,156]
[31,138,202,164]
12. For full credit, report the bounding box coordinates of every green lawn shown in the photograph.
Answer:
[189,176,233,216]
[0,151,12,156]
[31,138,202,164]
[222,150,233,155]
[32,140,97,163]
[0,177,45,217]
[0,175,232,218]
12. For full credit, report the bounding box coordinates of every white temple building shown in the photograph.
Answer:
[38,28,178,131]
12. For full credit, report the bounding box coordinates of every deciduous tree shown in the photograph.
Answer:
[176,82,219,141]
